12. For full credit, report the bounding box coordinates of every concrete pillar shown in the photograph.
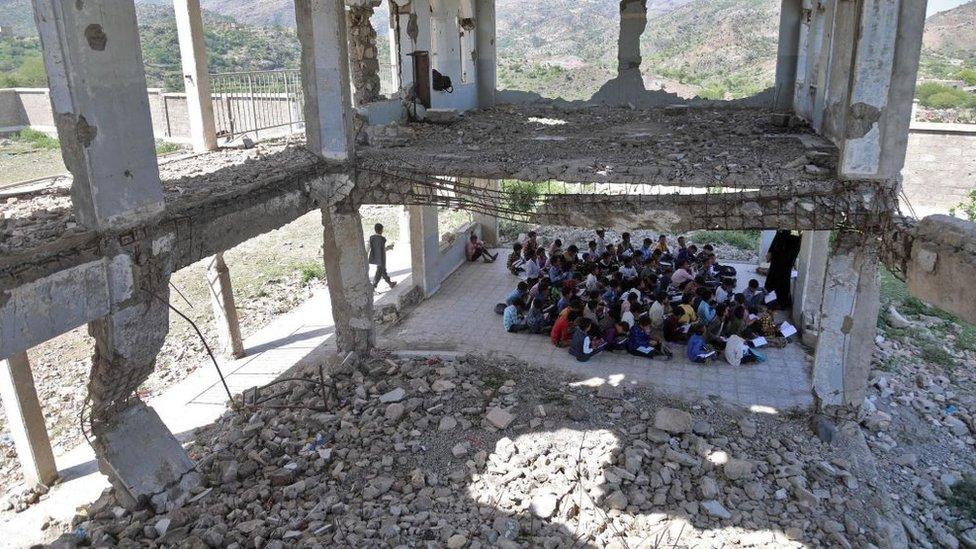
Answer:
[617,0,648,77]
[758,230,776,265]
[409,205,441,297]
[321,200,374,352]
[839,0,911,179]
[32,0,164,231]
[295,0,354,161]
[812,232,881,408]
[792,230,829,346]
[774,0,803,111]
[818,0,859,142]
[0,351,57,486]
[207,253,245,359]
[87,266,200,510]
[174,0,218,152]
[470,179,499,246]
[475,0,496,107]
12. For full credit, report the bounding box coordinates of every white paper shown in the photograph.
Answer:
[791,270,799,279]
[698,351,717,359]
[764,290,777,304]
[636,346,654,354]
[748,314,758,322]
[680,324,691,334]
[751,336,768,348]
[780,321,798,338]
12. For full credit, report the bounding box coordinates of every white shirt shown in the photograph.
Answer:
[715,286,731,303]
[621,310,635,328]
[619,265,638,280]
[649,301,665,329]
[523,259,541,280]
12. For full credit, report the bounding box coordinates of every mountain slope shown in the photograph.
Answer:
[919,0,976,79]
[0,1,298,89]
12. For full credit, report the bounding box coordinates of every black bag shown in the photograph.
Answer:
[432,69,454,93]
[494,303,507,315]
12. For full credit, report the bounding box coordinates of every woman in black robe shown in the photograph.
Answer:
[764,230,802,309]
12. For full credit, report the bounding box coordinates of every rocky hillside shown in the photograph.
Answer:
[919,0,976,79]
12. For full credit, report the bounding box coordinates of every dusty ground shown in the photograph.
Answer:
[0,142,65,189]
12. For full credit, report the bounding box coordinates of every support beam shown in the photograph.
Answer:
[475,0,496,108]
[409,205,441,297]
[470,179,499,246]
[812,232,881,408]
[0,351,57,487]
[774,0,803,111]
[207,253,245,359]
[321,200,374,352]
[32,0,164,231]
[174,0,218,152]
[295,0,354,161]
[792,230,829,346]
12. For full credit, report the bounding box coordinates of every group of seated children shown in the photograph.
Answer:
[500,230,789,364]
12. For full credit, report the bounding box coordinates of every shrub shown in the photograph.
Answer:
[298,262,325,285]
[690,230,759,251]
[958,68,976,86]
[949,476,976,520]
[950,189,976,222]
[916,82,975,109]
[503,180,541,213]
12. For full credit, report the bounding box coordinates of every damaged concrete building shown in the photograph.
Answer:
[1,0,975,523]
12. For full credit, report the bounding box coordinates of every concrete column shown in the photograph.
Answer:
[87,264,200,510]
[207,253,244,359]
[470,179,499,246]
[475,0,496,107]
[792,230,829,346]
[32,0,164,231]
[174,0,218,152]
[878,0,928,181]
[758,230,776,265]
[295,0,354,161]
[321,200,374,352]
[774,0,803,111]
[818,0,859,143]
[409,205,441,297]
[812,232,881,408]
[839,0,901,178]
[0,352,57,486]
[617,0,648,77]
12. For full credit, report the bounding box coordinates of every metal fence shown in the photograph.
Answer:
[210,69,305,142]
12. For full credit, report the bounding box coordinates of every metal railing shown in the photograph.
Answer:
[210,69,305,142]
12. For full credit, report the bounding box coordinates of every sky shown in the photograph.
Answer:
[927,0,972,17]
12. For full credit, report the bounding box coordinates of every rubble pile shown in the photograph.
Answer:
[46,352,943,548]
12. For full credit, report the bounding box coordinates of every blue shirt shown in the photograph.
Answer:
[503,305,519,331]
[687,334,708,361]
[506,289,524,306]
[627,326,652,351]
[697,301,716,324]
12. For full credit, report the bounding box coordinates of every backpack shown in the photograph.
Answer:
[432,69,454,92]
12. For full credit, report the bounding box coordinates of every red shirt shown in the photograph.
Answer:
[551,316,571,346]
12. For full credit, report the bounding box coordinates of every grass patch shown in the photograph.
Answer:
[9,128,60,150]
[920,343,955,368]
[155,140,183,156]
[949,476,976,520]
[690,230,759,252]
[297,262,326,286]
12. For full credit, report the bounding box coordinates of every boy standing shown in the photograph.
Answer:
[368,224,397,290]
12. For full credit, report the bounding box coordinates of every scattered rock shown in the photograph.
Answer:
[654,407,693,434]
[486,407,515,429]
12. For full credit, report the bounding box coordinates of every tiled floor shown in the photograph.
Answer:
[384,253,815,411]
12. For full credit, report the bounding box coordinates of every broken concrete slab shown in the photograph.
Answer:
[93,401,200,512]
